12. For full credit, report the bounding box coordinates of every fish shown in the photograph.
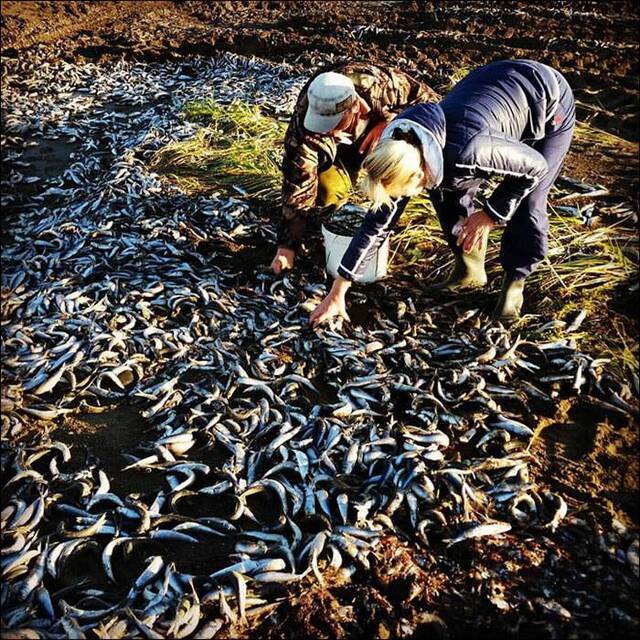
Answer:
[544,492,568,532]
[208,558,286,581]
[0,47,632,639]
[444,522,512,547]
[102,537,132,582]
[627,539,639,576]
[487,415,534,439]
[566,309,587,333]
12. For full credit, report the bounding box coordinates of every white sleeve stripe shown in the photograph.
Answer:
[338,200,398,276]
[455,162,542,189]
[455,162,542,217]
[337,264,358,277]
[455,162,531,179]
[485,200,509,221]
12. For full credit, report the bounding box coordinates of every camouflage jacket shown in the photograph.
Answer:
[278,62,439,249]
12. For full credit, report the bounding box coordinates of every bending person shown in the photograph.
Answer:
[310,59,575,324]
[272,62,437,274]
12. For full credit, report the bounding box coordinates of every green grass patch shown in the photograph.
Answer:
[446,64,472,89]
[151,99,286,200]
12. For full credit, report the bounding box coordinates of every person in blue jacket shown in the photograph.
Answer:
[309,59,575,325]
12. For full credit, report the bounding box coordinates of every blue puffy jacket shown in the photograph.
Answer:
[337,59,568,282]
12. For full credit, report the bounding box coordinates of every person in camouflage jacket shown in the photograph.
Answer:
[271,62,438,274]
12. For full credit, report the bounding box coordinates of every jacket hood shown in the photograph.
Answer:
[381,103,446,188]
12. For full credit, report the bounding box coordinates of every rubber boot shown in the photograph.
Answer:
[492,274,525,323]
[433,235,488,292]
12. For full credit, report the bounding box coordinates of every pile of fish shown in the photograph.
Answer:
[323,204,369,237]
[1,50,638,638]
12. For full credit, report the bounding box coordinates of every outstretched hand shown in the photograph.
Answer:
[309,292,350,326]
[456,210,496,253]
[309,276,352,326]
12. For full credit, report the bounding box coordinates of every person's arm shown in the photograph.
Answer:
[456,130,549,225]
[309,198,408,325]
[309,276,351,325]
[277,133,321,251]
[337,197,409,282]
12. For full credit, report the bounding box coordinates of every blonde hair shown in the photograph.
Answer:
[360,139,422,209]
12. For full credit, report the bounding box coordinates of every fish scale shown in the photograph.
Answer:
[1,49,636,638]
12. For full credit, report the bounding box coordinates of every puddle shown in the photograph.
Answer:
[2,136,82,211]
[20,137,82,181]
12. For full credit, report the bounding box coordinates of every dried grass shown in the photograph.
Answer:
[150,100,285,200]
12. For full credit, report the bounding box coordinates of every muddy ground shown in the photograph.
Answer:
[2,2,638,136]
[1,2,639,639]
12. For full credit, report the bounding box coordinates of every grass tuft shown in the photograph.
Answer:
[150,100,286,200]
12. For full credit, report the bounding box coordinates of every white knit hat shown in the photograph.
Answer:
[304,72,357,134]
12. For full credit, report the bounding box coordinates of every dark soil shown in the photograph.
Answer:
[2,2,639,142]
[56,404,162,496]
[2,2,638,200]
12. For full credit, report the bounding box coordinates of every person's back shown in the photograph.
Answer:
[441,59,563,147]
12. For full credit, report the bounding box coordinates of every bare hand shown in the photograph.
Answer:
[309,292,350,326]
[359,121,388,155]
[271,247,295,274]
[456,210,496,253]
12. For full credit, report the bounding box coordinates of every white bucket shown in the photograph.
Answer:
[321,223,390,284]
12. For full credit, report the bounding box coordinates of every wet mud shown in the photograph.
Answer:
[56,404,161,496]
